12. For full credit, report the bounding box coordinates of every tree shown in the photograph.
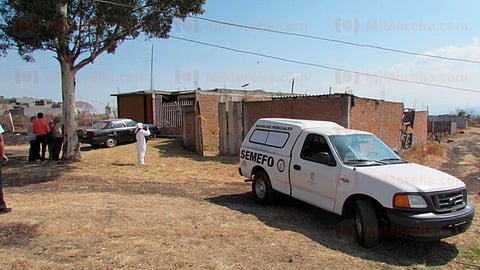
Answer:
[76,100,95,115]
[104,102,112,117]
[0,0,205,161]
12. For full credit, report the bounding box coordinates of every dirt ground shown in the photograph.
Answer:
[0,128,479,269]
[439,128,480,195]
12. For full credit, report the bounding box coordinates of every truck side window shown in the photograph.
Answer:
[300,134,336,166]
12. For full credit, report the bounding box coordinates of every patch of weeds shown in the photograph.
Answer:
[0,222,40,246]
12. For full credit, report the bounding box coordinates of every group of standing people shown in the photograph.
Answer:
[0,113,64,215]
[0,118,151,214]
[27,112,63,162]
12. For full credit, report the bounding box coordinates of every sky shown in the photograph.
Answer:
[1,0,480,115]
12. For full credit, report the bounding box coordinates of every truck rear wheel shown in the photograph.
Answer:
[354,199,380,248]
[252,171,274,204]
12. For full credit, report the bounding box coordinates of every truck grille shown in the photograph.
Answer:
[431,190,466,213]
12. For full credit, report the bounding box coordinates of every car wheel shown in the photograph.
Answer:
[105,137,117,148]
[354,199,380,248]
[252,171,274,204]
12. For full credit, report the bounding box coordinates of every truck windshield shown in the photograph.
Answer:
[329,134,405,166]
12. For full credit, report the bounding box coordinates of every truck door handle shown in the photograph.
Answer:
[340,178,350,183]
[293,164,301,170]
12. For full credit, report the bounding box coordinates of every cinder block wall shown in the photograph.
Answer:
[349,97,403,149]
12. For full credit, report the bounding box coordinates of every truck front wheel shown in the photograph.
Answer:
[354,199,380,248]
[252,171,274,204]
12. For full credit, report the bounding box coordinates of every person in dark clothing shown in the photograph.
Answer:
[27,116,37,162]
[0,123,11,214]
[32,112,51,162]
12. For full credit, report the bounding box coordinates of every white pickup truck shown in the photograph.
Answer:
[238,118,475,247]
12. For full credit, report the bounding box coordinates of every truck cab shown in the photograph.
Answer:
[239,118,475,247]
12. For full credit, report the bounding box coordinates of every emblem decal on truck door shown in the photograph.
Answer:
[277,159,285,172]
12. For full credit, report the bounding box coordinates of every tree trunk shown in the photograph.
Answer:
[59,58,81,161]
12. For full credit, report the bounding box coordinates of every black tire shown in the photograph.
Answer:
[354,199,380,248]
[105,137,117,148]
[252,171,274,204]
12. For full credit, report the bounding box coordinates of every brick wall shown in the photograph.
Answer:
[182,105,196,151]
[413,111,428,146]
[197,93,219,155]
[243,95,349,130]
[350,97,403,149]
[243,95,403,149]
[118,95,145,122]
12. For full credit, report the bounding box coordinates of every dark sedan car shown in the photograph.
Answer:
[77,118,138,148]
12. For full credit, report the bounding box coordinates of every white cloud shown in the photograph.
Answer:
[341,38,480,114]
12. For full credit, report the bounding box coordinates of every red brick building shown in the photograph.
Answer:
[114,90,427,156]
[243,94,404,150]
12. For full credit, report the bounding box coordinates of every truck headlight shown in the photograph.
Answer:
[394,194,428,209]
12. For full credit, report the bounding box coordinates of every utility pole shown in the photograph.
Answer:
[150,44,154,90]
[291,77,295,94]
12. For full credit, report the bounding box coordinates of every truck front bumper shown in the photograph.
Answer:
[385,202,475,241]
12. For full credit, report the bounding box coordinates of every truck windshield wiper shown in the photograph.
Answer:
[344,159,386,165]
[379,158,408,164]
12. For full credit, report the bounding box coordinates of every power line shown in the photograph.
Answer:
[90,0,480,64]
[16,0,480,94]
[170,35,480,94]
[190,16,480,65]
[94,0,135,8]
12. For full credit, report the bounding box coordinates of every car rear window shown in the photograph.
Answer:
[112,122,125,128]
[125,120,137,127]
[92,121,108,129]
[249,129,289,148]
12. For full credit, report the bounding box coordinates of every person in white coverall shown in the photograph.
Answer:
[135,123,150,165]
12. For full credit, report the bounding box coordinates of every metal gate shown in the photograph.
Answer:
[156,99,194,137]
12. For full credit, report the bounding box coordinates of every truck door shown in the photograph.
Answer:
[290,133,340,211]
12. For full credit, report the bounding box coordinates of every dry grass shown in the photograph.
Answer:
[400,143,447,169]
[1,136,479,269]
